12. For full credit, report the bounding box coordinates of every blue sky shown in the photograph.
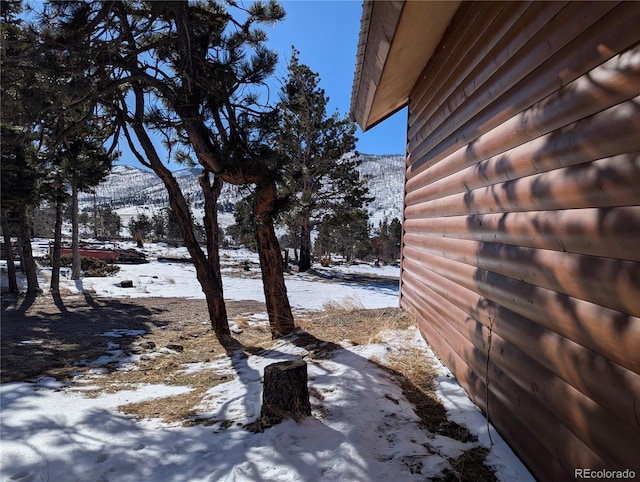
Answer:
[266,1,407,156]
[117,1,407,170]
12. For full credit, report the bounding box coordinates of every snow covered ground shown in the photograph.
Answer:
[0,242,533,481]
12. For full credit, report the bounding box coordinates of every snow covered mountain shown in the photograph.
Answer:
[357,154,405,226]
[79,154,405,228]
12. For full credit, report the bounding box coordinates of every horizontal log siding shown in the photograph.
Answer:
[402,1,640,479]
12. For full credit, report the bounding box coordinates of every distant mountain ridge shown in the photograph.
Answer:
[79,153,405,226]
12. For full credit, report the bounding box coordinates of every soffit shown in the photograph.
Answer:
[351,0,461,131]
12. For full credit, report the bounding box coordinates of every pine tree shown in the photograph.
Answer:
[388,217,402,261]
[373,217,402,263]
[274,49,372,271]
[54,139,114,279]
[227,195,259,251]
[44,0,295,338]
[94,205,121,240]
[314,209,372,263]
[1,1,45,294]
[128,214,153,246]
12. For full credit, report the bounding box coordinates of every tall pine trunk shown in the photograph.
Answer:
[199,171,229,336]
[1,209,18,294]
[255,180,295,338]
[50,190,65,293]
[71,182,81,280]
[298,216,312,272]
[164,172,229,337]
[16,205,40,294]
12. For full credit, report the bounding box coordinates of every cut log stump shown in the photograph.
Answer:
[247,359,312,432]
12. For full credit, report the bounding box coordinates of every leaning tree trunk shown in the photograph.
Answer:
[128,117,230,338]
[16,204,40,294]
[50,190,65,294]
[1,209,18,294]
[166,178,229,337]
[172,190,229,337]
[254,180,295,338]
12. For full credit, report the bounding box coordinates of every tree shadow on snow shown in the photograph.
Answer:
[0,293,168,383]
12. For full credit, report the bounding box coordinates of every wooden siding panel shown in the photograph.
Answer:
[403,234,640,316]
[409,1,569,142]
[401,256,640,432]
[403,206,640,262]
[404,153,640,218]
[408,2,640,175]
[402,3,640,476]
[406,45,640,195]
[402,246,640,374]
[402,269,640,467]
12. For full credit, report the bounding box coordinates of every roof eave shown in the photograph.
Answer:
[350,0,462,132]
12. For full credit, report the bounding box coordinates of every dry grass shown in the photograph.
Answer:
[321,296,365,312]
[380,348,477,443]
[233,316,250,330]
[297,304,413,347]
[386,348,437,395]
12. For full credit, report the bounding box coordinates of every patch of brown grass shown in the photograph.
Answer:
[432,446,497,482]
[297,306,412,347]
[118,386,206,425]
[379,348,477,443]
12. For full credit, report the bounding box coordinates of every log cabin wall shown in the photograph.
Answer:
[400,2,640,480]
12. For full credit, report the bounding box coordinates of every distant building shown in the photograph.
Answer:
[351,2,640,480]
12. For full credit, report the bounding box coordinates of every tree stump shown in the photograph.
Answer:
[248,359,312,432]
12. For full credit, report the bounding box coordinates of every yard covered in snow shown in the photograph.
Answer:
[0,241,533,481]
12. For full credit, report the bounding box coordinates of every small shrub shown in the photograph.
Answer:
[321,296,365,312]
[55,255,120,277]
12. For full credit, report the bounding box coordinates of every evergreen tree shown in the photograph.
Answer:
[388,217,402,261]
[128,214,153,245]
[152,212,167,241]
[274,48,371,271]
[55,139,114,279]
[1,2,45,293]
[374,217,402,263]
[227,196,258,251]
[94,205,121,240]
[32,201,64,239]
[165,206,184,242]
[314,209,372,262]
[45,0,294,338]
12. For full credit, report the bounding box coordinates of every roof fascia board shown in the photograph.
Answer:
[351,1,461,131]
[350,0,404,130]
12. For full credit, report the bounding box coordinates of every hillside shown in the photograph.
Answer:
[79,154,405,229]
